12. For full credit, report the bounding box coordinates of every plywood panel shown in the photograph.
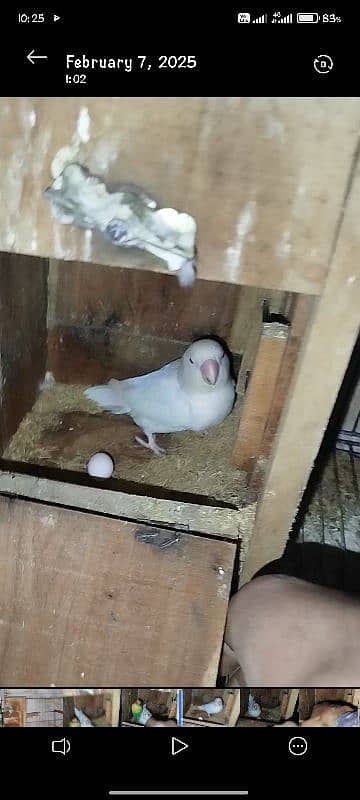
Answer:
[0,251,48,451]
[0,495,235,686]
[1,98,359,292]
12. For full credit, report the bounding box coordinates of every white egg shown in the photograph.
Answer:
[87,452,114,479]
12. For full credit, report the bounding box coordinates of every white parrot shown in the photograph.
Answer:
[247,693,261,719]
[196,697,224,715]
[138,704,153,725]
[84,338,235,455]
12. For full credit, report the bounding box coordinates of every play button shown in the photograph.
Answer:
[171,737,189,756]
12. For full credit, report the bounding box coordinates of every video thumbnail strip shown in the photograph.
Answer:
[1,688,359,727]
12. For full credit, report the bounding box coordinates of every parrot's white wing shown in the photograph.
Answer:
[121,361,192,433]
[197,698,224,715]
[86,360,192,434]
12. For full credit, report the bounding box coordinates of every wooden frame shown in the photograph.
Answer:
[241,161,360,582]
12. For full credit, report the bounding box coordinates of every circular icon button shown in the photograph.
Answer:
[314,54,334,74]
[289,736,308,756]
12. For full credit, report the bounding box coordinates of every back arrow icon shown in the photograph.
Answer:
[171,737,189,756]
[27,50,48,64]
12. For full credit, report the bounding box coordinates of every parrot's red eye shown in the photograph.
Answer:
[189,357,194,364]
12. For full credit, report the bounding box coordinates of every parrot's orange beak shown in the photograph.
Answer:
[200,358,219,385]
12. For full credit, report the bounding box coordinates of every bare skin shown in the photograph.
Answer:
[145,718,178,727]
[223,574,360,686]
[301,703,358,727]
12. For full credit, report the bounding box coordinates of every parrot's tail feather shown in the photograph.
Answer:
[84,385,129,414]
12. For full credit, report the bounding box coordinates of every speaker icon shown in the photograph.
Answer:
[51,737,71,755]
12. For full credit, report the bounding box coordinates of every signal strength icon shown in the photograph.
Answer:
[272,12,293,23]
[252,13,267,23]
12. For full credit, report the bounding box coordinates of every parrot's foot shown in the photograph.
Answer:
[135,433,166,456]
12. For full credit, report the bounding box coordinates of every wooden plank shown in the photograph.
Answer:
[47,327,189,386]
[182,718,227,728]
[0,251,48,452]
[231,323,289,471]
[47,260,241,348]
[352,690,360,706]
[1,98,360,293]
[120,689,136,723]
[314,688,356,704]
[280,689,299,721]
[111,690,121,727]
[230,288,289,394]
[298,689,315,723]
[259,298,313,459]
[0,470,251,540]
[226,690,241,727]
[248,295,315,498]
[121,721,143,727]
[5,689,65,698]
[240,154,360,583]
[230,288,266,397]
[0,495,235,686]
[47,325,241,386]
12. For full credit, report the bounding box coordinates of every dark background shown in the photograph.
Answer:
[1,5,356,94]
[2,726,357,797]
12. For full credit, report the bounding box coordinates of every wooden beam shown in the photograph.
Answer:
[240,151,360,584]
[227,690,241,727]
[299,689,315,723]
[231,322,289,472]
[280,689,299,721]
[0,470,252,540]
[248,295,315,498]
[352,690,360,706]
[1,98,360,293]
[110,690,121,727]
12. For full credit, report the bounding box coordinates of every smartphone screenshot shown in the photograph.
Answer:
[0,6,359,798]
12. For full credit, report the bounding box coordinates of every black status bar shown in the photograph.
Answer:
[0,6,357,93]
